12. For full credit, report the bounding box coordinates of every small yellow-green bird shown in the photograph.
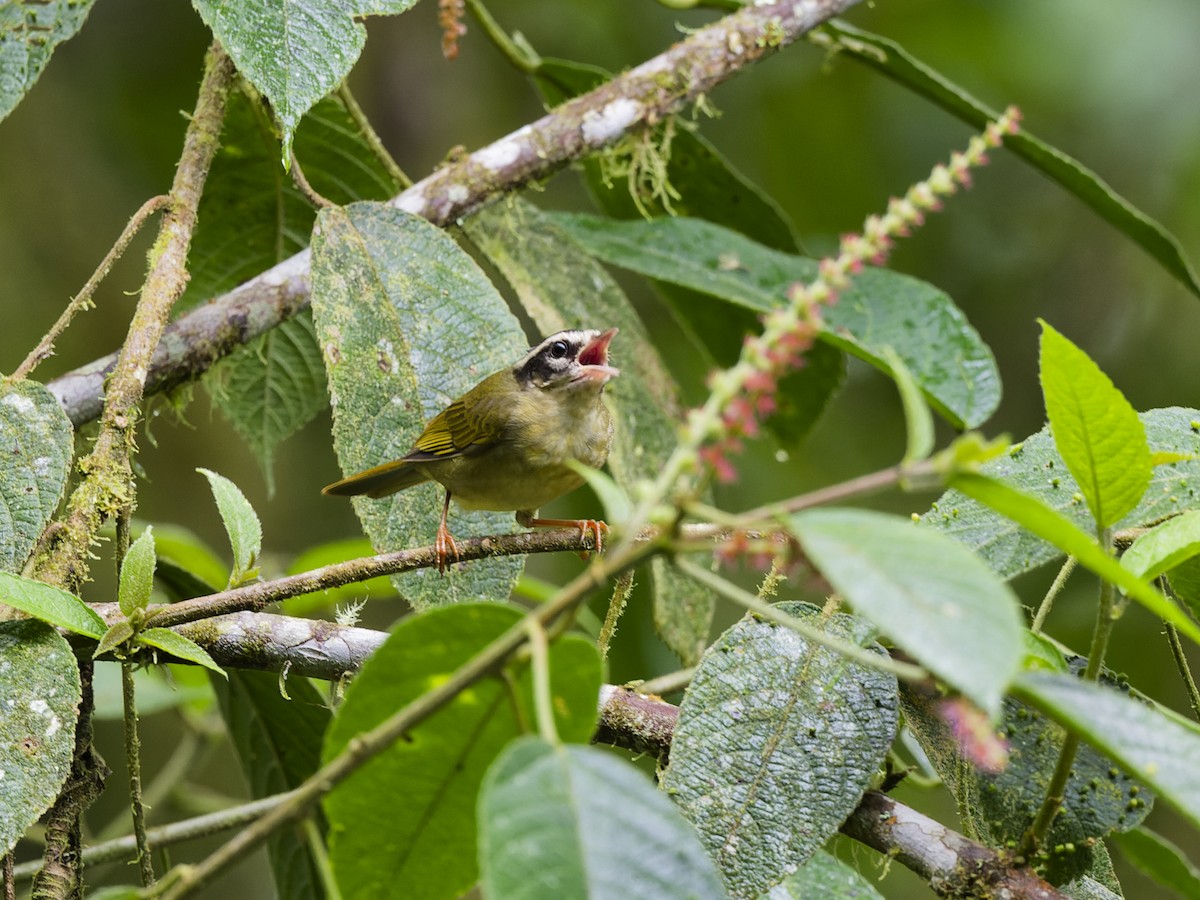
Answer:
[323,328,619,572]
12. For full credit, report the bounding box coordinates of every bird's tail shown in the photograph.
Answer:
[322,458,430,498]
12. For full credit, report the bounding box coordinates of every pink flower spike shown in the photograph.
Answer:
[938,697,1009,774]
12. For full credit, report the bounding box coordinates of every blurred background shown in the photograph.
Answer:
[2,0,1198,896]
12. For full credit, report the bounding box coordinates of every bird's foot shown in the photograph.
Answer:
[518,514,608,558]
[435,523,460,575]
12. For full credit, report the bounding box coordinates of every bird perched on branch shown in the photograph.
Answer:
[324,328,619,573]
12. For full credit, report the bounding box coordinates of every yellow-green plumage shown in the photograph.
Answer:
[323,329,618,521]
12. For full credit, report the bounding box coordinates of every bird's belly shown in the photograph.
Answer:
[417,453,585,513]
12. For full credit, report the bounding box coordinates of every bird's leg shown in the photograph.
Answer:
[516,510,608,556]
[435,491,460,575]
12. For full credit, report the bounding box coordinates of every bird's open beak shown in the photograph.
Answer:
[576,327,620,384]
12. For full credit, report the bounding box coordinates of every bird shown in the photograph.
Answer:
[323,328,619,573]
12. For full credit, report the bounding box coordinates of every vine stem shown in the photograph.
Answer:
[1030,556,1077,633]
[1022,528,1117,856]
[1165,622,1200,723]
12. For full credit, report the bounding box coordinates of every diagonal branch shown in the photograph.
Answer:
[47,0,860,429]
[28,44,236,592]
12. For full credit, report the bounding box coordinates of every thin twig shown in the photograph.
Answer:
[121,663,155,887]
[1165,622,1200,722]
[1022,528,1118,856]
[10,795,291,884]
[463,0,540,73]
[1031,556,1077,633]
[11,195,171,381]
[598,568,634,658]
[524,620,558,744]
[635,667,696,697]
[289,153,334,209]
[335,84,410,189]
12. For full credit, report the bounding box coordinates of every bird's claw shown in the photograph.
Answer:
[576,519,608,560]
[435,525,460,575]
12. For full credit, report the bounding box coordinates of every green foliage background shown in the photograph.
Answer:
[1,1,1198,896]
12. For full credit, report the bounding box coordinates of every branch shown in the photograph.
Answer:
[28,44,236,592]
[46,0,860,429]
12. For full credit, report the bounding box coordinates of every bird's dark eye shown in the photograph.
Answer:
[550,340,570,359]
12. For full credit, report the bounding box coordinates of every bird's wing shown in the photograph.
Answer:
[408,371,509,461]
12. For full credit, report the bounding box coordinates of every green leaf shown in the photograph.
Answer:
[761,851,884,899]
[212,314,329,494]
[282,537,397,615]
[553,213,1000,429]
[118,526,156,617]
[93,621,135,659]
[311,202,528,608]
[191,0,419,163]
[197,468,263,586]
[464,201,714,664]
[947,472,1200,645]
[1110,827,1200,899]
[1016,671,1200,832]
[479,737,725,900]
[0,0,96,123]
[927,408,1200,579]
[901,673,1153,885]
[0,620,80,853]
[662,602,898,898]
[790,508,1023,714]
[138,628,226,677]
[0,571,105,639]
[1120,510,1200,580]
[214,670,332,900]
[1039,321,1151,528]
[186,91,401,480]
[1163,556,1200,621]
[322,604,602,900]
[884,346,934,463]
[819,21,1200,300]
[0,379,74,573]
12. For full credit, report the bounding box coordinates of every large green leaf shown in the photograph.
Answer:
[762,851,884,899]
[790,508,1023,714]
[554,213,999,429]
[322,604,601,900]
[1110,827,1200,899]
[191,0,419,162]
[902,673,1153,885]
[464,202,714,663]
[478,737,724,900]
[927,408,1200,579]
[214,669,331,900]
[0,0,96,123]
[819,21,1200,300]
[1039,322,1150,529]
[947,472,1200,643]
[1016,672,1200,832]
[0,379,74,573]
[311,202,528,607]
[0,571,105,639]
[191,91,401,484]
[0,620,80,853]
[662,603,898,898]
